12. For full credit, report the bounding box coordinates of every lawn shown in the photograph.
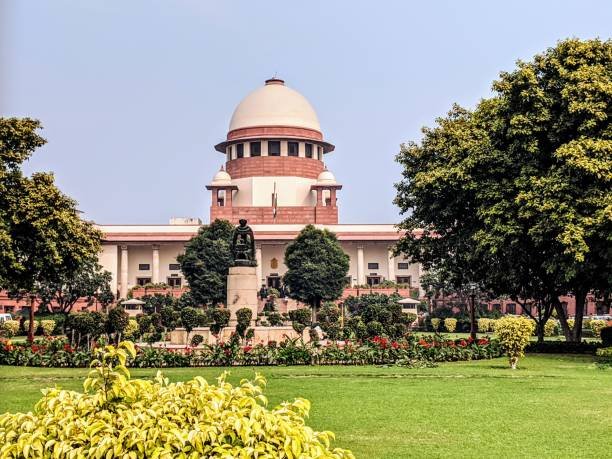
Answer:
[1,355,610,458]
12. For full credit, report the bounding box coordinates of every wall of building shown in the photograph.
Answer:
[231,176,317,207]
[98,244,118,293]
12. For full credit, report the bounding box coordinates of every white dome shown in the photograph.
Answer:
[229,79,321,132]
[211,168,232,186]
[317,169,336,185]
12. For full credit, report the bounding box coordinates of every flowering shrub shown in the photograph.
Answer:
[0,335,502,368]
[1,320,20,338]
[495,316,535,369]
[0,341,354,458]
[444,318,457,332]
[589,319,607,338]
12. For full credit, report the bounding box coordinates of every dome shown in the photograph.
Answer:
[316,169,337,185]
[228,79,321,133]
[211,168,232,186]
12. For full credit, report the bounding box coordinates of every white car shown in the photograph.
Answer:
[0,313,13,323]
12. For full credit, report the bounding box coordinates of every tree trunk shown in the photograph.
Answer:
[27,296,35,343]
[554,299,572,341]
[572,289,587,342]
[469,295,477,340]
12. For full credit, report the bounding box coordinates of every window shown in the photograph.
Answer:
[345,276,352,286]
[367,262,379,270]
[169,263,180,271]
[397,262,409,270]
[305,143,313,158]
[506,303,516,314]
[138,264,150,271]
[396,276,411,285]
[317,146,323,160]
[367,276,381,286]
[288,142,299,156]
[492,303,501,312]
[236,143,244,158]
[137,277,151,286]
[267,275,281,289]
[167,277,182,288]
[268,141,280,156]
[250,142,261,157]
[228,146,233,159]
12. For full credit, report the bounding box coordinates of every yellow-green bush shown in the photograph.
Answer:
[431,318,441,331]
[535,319,558,337]
[567,318,575,330]
[0,341,354,459]
[495,316,535,369]
[589,319,606,338]
[123,319,139,340]
[477,318,491,333]
[1,320,20,338]
[490,319,499,332]
[444,318,457,333]
[40,320,55,336]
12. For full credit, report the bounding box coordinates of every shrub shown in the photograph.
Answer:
[366,320,384,337]
[495,316,535,369]
[235,307,253,339]
[444,318,457,333]
[543,319,558,337]
[477,318,491,333]
[526,341,600,354]
[589,319,607,338]
[0,342,354,458]
[601,326,612,347]
[2,320,20,338]
[267,312,284,326]
[431,318,441,331]
[190,334,204,347]
[567,318,575,330]
[595,347,612,366]
[39,320,55,336]
[107,307,129,338]
[123,319,139,340]
[289,308,311,334]
[180,306,201,340]
[210,308,231,336]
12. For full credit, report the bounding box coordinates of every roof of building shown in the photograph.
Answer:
[228,79,321,133]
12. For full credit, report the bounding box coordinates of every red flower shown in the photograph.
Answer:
[63,344,74,353]
[243,346,252,353]
[418,339,428,346]
[467,336,474,344]
[459,339,467,347]
[391,341,399,349]
[478,338,489,345]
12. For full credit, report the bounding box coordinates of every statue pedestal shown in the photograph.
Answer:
[226,266,258,326]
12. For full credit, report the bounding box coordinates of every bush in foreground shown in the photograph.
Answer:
[0,341,354,459]
[495,316,535,369]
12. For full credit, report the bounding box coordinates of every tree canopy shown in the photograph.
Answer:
[395,39,612,341]
[283,225,349,321]
[177,219,234,306]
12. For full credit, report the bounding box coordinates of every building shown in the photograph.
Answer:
[97,78,423,307]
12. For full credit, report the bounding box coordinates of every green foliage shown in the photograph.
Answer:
[283,225,350,314]
[209,308,231,336]
[495,316,536,369]
[139,293,176,314]
[444,318,457,332]
[179,307,201,334]
[589,319,607,337]
[122,320,139,340]
[235,307,253,339]
[543,319,558,337]
[178,219,234,306]
[0,118,103,312]
[395,39,612,343]
[1,320,20,338]
[288,308,311,335]
[39,320,55,336]
[267,312,284,327]
[366,320,384,337]
[431,318,441,331]
[190,334,204,347]
[595,347,612,366]
[106,307,129,341]
[477,318,491,333]
[0,341,355,457]
[159,305,179,331]
[344,293,411,337]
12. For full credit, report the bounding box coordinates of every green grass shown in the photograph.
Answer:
[1,355,610,458]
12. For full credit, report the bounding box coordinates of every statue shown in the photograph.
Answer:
[231,219,257,267]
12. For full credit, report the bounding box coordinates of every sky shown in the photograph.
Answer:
[1,0,610,225]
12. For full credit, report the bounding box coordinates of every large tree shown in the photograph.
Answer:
[0,118,103,340]
[283,225,350,322]
[177,219,234,306]
[395,39,611,342]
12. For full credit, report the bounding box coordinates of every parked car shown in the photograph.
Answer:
[0,313,13,323]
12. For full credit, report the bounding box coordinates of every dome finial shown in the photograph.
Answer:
[265,77,285,85]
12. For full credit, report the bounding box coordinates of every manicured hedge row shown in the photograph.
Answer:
[0,335,502,368]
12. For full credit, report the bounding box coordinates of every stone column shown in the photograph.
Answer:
[120,245,129,299]
[387,247,395,283]
[255,244,263,286]
[357,245,365,286]
[152,244,160,284]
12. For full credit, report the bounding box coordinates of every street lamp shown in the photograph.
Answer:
[467,282,479,341]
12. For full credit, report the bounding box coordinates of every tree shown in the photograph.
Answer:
[177,219,234,306]
[283,225,350,322]
[0,118,102,341]
[395,39,612,342]
[106,307,129,343]
[37,261,113,319]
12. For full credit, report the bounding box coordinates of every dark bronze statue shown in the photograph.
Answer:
[231,219,257,267]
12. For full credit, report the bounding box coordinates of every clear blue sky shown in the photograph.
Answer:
[1,1,610,224]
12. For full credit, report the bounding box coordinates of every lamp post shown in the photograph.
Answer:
[467,282,478,341]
